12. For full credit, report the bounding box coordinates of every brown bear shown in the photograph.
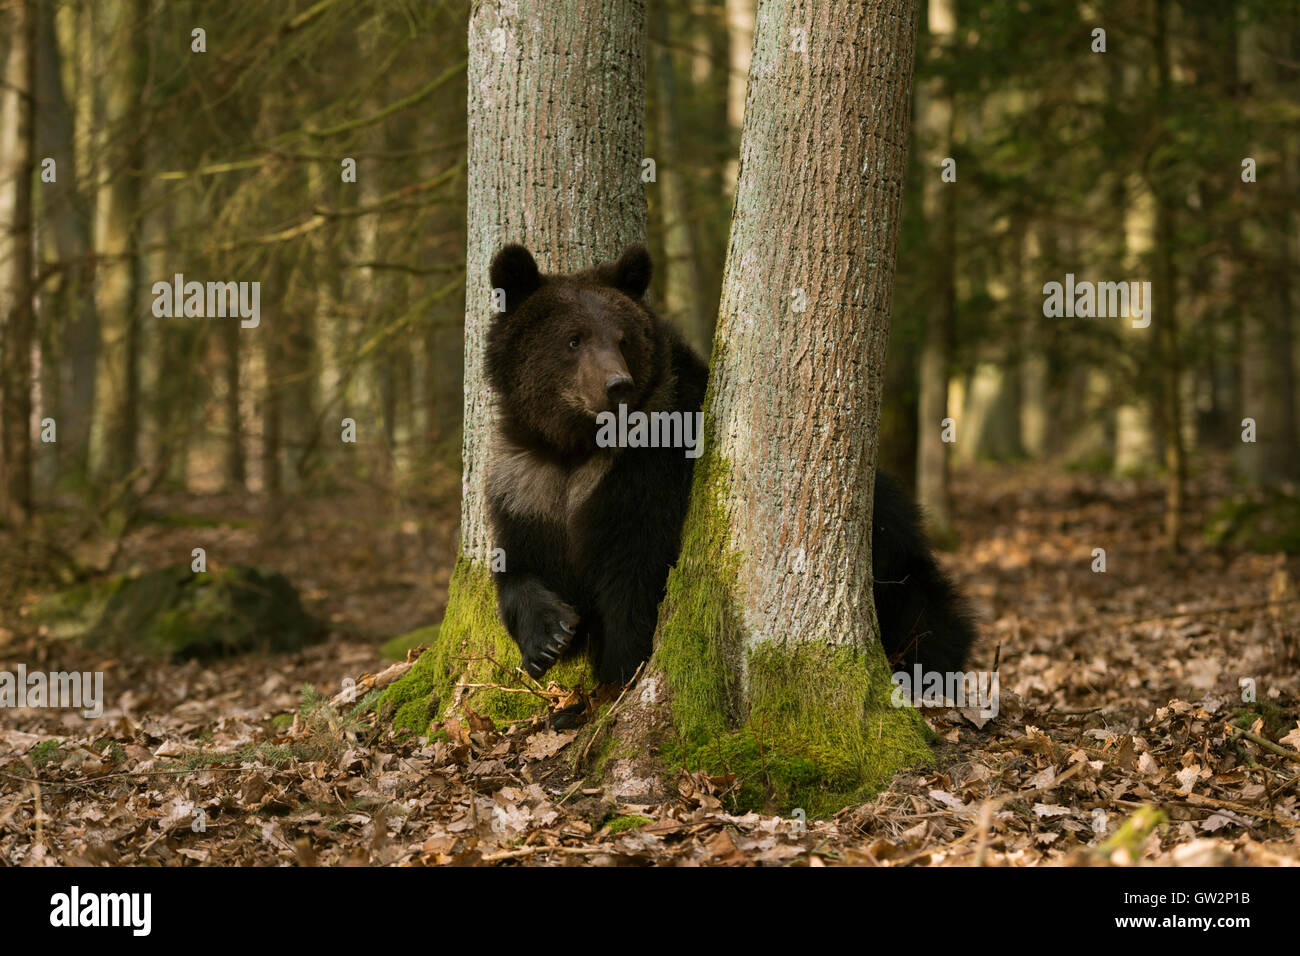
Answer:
[485,243,708,684]
[483,243,975,688]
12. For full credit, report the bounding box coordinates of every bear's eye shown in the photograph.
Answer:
[568,334,581,350]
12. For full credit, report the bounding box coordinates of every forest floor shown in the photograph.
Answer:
[2,463,1298,867]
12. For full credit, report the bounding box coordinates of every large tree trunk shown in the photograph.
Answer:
[605,0,928,813]
[914,0,956,539]
[382,0,647,732]
[0,0,37,525]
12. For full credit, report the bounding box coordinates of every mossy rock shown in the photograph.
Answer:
[35,564,324,659]
[1205,492,1300,554]
[28,577,129,639]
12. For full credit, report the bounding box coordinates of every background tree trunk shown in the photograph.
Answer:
[1151,0,1187,551]
[606,0,929,813]
[0,0,37,525]
[1237,15,1300,489]
[1115,171,1159,475]
[93,0,148,488]
[722,0,754,195]
[650,0,710,355]
[34,1,99,482]
[914,0,956,540]
[381,0,648,731]
[220,299,246,490]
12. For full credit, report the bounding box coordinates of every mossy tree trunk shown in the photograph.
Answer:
[381,0,648,733]
[604,0,930,815]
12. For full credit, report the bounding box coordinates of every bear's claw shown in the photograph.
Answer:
[519,599,580,679]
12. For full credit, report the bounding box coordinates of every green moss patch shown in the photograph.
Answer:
[1205,491,1300,554]
[28,577,128,639]
[604,814,653,834]
[666,643,931,817]
[1096,805,1167,859]
[1232,703,1292,739]
[30,739,63,768]
[653,446,744,750]
[378,555,593,735]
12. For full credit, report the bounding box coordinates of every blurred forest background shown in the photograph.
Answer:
[1,0,1298,636]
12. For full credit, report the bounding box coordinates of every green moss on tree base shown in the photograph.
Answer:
[653,448,743,749]
[378,555,593,735]
[671,644,931,816]
[649,442,931,816]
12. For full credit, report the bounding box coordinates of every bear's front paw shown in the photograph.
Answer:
[519,599,580,679]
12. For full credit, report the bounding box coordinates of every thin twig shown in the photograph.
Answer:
[1226,725,1300,763]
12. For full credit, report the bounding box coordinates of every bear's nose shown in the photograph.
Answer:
[605,374,634,403]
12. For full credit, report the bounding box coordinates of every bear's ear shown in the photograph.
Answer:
[490,244,542,311]
[605,244,652,299]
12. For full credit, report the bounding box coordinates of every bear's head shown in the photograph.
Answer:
[486,243,659,453]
